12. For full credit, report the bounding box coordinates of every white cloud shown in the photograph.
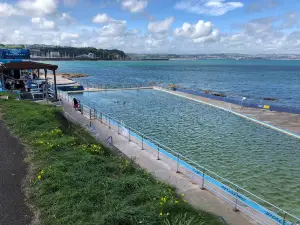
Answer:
[18,0,58,16]
[174,20,219,42]
[99,20,127,37]
[194,29,220,43]
[0,3,20,17]
[175,0,243,16]
[93,13,111,24]
[31,17,57,30]
[148,17,175,34]
[121,0,148,13]
[61,13,76,25]
[281,12,300,29]
[60,32,79,40]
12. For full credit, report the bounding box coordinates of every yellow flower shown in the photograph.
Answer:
[181,193,184,197]
[37,175,41,180]
[40,170,44,175]
[166,213,170,216]
[175,200,179,204]
[159,212,163,216]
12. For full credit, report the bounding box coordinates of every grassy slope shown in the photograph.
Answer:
[0,98,224,225]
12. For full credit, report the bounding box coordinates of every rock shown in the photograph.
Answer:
[58,73,88,79]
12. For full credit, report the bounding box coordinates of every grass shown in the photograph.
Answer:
[0,99,224,225]
[0,91,18,99]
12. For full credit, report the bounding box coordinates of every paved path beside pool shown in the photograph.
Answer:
[60,98,257,225]
[155,87,300,137]
[0,121,32,225]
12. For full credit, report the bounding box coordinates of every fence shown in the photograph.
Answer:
[58,90,300,225]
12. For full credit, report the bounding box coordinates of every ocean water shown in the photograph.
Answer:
[49,60,300,108]
[72,90,300,218]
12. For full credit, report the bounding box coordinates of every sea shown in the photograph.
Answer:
[49,60,300,218]
[51,59,300,108]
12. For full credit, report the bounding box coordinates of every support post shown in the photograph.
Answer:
[94,108,96,120]
[53,70,57,100]
[100,112,103,123]
[118,121,120,134]
[282,212,287,225]
[141,135,144,150]
[176,153,180,173]
[108,116,111,129]
[157,144,160,160]
[128,128,131,142]
[1,71,4,90]
[233,187,239,212]
[89,108,92,120]
[201,169,205,190]
[45,78,49,104]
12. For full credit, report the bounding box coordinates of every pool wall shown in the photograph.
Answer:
[175,88,300,115]
[155,87,300,140]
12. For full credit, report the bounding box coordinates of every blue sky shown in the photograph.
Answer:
[1,0,300,54]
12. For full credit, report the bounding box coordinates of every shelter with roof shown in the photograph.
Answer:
[0,49,59,100]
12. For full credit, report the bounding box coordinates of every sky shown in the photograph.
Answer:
[0,0,300,54]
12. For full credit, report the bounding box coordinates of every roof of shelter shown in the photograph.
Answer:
[0,61,58,71]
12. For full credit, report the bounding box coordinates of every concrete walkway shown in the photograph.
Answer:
[60,98,255,225]
[155,87,300,136]
[0,121,32,225]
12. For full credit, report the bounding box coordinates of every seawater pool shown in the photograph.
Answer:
[72,89,300,217]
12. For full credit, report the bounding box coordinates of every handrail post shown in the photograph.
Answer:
[176,153,180,173]
[100,112,103,123]
[141,135,144,150]
[282,212,286,225]
[201,169,205,190]
[233,187,239,212]
[117,121,120,134]
[94,108,96,120]
[108,116,111,129]
[89,108,92,120]
[80,104,83,115]
[157,144,160,160]
[128,128,131,142]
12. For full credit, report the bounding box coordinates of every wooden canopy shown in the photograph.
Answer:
[0,61,59,100]
[0,61,58,71]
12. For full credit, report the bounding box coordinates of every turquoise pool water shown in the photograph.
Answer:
[72,89,300,217]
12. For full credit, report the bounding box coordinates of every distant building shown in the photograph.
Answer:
[50,52,60,58]
[88,53,95,58]
[76,53,95,58]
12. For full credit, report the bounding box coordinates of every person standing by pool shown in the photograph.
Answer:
[25,79,32,92]
[73,98,79,110]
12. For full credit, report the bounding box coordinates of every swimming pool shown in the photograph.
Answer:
[72,89,300,217]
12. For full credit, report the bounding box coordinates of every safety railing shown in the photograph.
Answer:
[58,90,300,225]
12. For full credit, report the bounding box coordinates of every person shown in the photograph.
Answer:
[73,98,79,110]
[25,79,32,92]
[42,82,49,98]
